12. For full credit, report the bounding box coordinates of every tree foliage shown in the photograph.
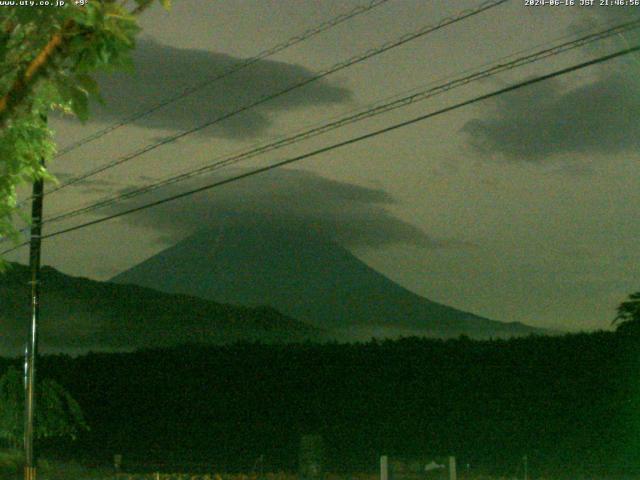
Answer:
[28,332,640,477]
[0,0,170,262]
[0,366,88,448]
[613,291,640,334]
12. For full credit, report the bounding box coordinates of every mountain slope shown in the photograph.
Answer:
[0,262,321,356]
[112,218,546,339]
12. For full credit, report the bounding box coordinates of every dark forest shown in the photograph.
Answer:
[2,330,640,478]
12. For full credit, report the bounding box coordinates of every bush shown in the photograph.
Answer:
[0,449,23,479]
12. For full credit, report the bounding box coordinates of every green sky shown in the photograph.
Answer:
[7,0,640,332]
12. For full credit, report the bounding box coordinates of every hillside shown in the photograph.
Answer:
[0,262,321,355]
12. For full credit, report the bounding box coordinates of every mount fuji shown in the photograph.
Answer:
[112,217,545,340]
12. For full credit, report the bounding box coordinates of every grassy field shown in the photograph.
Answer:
[0,450,113,480]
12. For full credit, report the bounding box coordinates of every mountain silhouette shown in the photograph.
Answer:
[112,216,546,340]
[0,262,321,356]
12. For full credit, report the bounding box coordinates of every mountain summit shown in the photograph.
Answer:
[112,217,545,340]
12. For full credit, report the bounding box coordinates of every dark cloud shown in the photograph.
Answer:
[92,38,352,138]
[462,7,640,163]
[104,169,469,249]
[461,71,640,162]
[49,173,123,194]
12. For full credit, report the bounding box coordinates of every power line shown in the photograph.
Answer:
[2,44,637,255]
[16,0,392,210]
[40,18,640,226]
[53,0,393,159]
[39,0,509,198]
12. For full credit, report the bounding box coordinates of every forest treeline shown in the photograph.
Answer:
[1,330,640,477]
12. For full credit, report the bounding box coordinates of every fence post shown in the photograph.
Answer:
[448,456,456,480]
[380,456,388,480]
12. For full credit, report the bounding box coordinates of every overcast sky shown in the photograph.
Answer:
[7,0,640,332]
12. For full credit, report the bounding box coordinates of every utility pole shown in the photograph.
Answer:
[24,119,45,480]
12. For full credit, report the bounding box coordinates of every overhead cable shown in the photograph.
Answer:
[41,18,640,226]
[53,0,393,159]
[40,0,509,198]
[2,44,636,255]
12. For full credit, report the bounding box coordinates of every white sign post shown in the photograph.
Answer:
[380,455,389,480]
[448,456,456,480]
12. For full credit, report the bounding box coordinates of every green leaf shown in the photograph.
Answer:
[63,83,90,121]
[0,367,88,445]
[74,73,100,97]
[0,0,167,247]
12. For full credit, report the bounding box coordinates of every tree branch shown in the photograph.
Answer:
[0,24,70,128]
[0,2,151,129]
